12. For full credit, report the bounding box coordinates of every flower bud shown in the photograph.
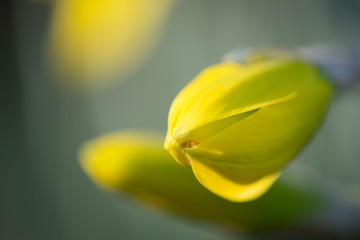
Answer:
[164,53,333,202]
[79,131,320,230]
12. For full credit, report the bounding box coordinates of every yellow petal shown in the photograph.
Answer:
[189,156,281,202]
[167,59,312,142]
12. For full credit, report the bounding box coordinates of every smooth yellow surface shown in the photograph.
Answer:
[79,131,320,230]
[165,53,333,202]
[49,0,172,89]
[80,131,164,192]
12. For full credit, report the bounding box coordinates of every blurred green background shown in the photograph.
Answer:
[1,0,360,239]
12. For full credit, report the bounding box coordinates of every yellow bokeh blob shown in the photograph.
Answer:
[48,0,172,90]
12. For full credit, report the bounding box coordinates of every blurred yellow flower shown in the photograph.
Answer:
[79,130,320,230]
[164,52,333,202]
[48,0,172,90]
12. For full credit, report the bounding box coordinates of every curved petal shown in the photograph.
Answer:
[168,59,314,142]
[167,62,244,137]
[189,156,280,202]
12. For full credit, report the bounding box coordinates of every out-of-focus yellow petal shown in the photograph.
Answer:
[165,52,334,202]
[80,131,321,230]
[48,0,172,90]
[80,131,165,192]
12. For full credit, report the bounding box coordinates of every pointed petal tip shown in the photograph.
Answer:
[164,136,192,167]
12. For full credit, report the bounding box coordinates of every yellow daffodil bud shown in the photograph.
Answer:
[79,131,320,230]
[164,52,333,202]
[48,0,172,89]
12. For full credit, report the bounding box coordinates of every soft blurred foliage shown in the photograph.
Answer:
[2,0,360,240]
